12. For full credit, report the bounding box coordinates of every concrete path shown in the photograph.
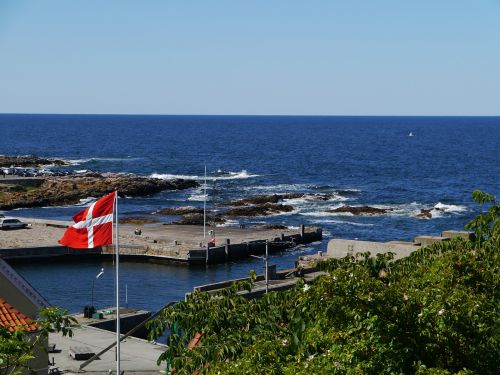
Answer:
[49,326,165,374]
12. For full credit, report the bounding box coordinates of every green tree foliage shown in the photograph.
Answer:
[0,307,76,375]
[149,191,499,374]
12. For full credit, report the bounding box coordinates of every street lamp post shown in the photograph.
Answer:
[250,240,269,293]
[91,268,104,309]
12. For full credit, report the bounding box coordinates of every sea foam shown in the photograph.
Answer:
[151,170,259,181]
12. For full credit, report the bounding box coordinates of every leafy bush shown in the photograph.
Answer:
[0,307,75,375]
[149,191,499,374]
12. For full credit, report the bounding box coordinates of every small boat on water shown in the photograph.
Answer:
[409,132,414,137]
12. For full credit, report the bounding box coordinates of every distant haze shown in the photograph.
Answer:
[0,0,499,116]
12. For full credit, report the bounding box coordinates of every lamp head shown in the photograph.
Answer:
[96,268,104,279]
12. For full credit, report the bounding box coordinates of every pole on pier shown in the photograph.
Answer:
[250,241,269,294]
[91,279,95,310]
[265,240,269,294]
[91,268,104,310]
[114,192,121,375]
[203,165,207,240]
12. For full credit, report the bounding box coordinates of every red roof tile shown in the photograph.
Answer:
[0,298,38,332]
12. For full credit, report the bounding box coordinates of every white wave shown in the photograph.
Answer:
[341,188,362,193]
[282,197,309,205]
[310,219,374,227]
[283,194,349,206]
[339,201,469,219]
[322,229,332,238]
[216,219,240,227]
[188,194,209,202]
[65,157,143,165]
[151,170,259,181]
[268,208,301,217]
[300,211,354,217]
[78,197,96,205]
[245,183,310,192]
[434,202,467,213]
[151,173,200,180]
[214,170,260,180]
[65,158,91,165]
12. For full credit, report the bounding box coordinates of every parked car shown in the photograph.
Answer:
[0,217,30,230]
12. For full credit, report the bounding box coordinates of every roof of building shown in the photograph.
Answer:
[0,298,38,332]
[0,258,50,310]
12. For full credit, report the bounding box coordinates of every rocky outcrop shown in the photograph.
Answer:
[326,205,392,216]
[0,174,199,210]
[225,193,341,206]
[415,207,443,219]
[227,193,304,206]
[217,193,307,218]
[0,155,67,167]
[303,193,342,201]
[154,206,204,216]
[225,203,294,217]
[170,213,225,226]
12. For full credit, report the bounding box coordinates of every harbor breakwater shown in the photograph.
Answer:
[0,222,322,265]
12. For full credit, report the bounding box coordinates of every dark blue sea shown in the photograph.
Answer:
[1,114,499,313]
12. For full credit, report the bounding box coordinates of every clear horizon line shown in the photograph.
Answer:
[1,112,499,118]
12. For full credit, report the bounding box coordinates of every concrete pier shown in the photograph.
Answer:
[295,229,474,268]
[0,218,322,265]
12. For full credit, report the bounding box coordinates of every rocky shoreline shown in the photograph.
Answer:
[0,155,67,168]
[0,155,447,222]
[112,192,450,227]
[0,174,199,210]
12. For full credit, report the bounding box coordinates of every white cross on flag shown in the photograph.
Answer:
[59,191,116,249]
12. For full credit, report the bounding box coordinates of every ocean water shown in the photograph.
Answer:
[1,114,499,312]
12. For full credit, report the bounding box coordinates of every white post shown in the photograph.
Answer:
[265,240,269,294]
[114,192,120,375]
[203,165,207,240]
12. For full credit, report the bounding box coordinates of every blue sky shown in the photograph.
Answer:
[1,0,499,115]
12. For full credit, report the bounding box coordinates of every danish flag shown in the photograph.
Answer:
[59,192,116,249]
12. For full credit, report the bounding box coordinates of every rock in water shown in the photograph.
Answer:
[326,205,392,216]
[225,193,304,206]
[224,203,294,217]
[415,207,443,219]
[416,209,433,219]
[171,213,225,226]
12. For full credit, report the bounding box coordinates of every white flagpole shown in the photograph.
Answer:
[203,165,206,240]
[115,191,121,375]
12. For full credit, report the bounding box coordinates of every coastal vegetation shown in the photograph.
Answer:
[149,190,499,374]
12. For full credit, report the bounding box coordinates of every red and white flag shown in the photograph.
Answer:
[59,192,116,249]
